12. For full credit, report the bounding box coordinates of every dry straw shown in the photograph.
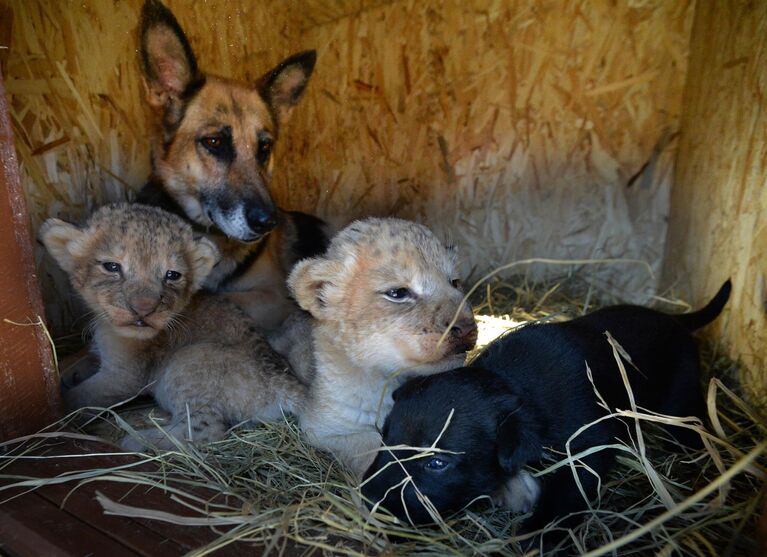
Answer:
[1,277,764,556]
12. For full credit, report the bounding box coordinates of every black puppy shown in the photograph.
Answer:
[362,281,731,534]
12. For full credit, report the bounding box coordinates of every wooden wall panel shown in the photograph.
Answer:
[0,68,60,440]
[662,0,767,398]
[275,0,695,301]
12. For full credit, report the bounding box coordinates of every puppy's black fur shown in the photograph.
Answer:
[362,281,731,535]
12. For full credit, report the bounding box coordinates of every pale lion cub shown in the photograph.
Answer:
[41,203,308,449]
[285,218,478,477]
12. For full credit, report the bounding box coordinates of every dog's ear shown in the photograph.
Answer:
[496,400,543,475]
[189,236,220,291]
[258,50,316,126]
[287,256,343,319]
[139,0,201,111]
[40,219,86,274]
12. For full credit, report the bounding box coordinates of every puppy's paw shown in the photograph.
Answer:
[493,470,541,514]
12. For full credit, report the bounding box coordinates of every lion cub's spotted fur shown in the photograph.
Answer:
[41,204,308,449]
[282,218,478,477]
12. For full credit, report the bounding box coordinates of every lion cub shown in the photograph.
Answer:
[41,203,308,449]
[284,218,478,477]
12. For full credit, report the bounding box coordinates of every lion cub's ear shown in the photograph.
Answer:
[40,219,86,274]
[287,257,343,320]
[189,236,219,291]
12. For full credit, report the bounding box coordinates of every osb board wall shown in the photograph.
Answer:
[275,0,696,300]
[3,0,696,336]
[663,0,767,398]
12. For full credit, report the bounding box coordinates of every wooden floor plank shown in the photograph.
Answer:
[0,437,260,556]
[0,490,138,557]
[34,483,186,557]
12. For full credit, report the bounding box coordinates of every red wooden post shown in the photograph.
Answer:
[0,66,61,440]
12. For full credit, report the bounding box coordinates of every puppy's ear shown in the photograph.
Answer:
[139,0,201,112]
[287,256,342,319]
[257,50,316,126]
[189,236,219,291]
[496,402,543,475]
[39,219,86,274]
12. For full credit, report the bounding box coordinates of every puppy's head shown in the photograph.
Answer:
[41,203,218,340]
[139,0,315,242]
[361,367,541,524]
[287,218,478,375]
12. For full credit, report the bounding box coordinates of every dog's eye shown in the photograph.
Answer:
[198,132,233,161]
[102,261,121,274]
[201,136,222,150]
[165,270,182,282]
[383,287,413,302]
[424,457,450,472]
[450,278,461,289]
[257,136,273,164]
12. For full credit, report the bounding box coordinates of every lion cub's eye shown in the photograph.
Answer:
[102,261,121,274]
[165,270,182,282]
[383,287,413,302]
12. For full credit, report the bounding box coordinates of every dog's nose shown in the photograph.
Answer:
[245,204,278,234]
[128,296,160,318]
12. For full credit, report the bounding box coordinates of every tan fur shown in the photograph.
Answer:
[41,203,309,450]
[282,218,478,477]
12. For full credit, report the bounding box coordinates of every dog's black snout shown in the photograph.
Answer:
[245,204,278,234]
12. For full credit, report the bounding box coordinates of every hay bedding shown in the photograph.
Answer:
[1,276,765,556]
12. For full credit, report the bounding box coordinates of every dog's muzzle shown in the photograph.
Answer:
[245,203,278,235]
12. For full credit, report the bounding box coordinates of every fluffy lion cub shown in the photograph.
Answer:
[41,203,308,449]
[285,218,478,477]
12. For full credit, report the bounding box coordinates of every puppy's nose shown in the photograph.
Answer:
[245,204,278,235]
[128,296,160,318]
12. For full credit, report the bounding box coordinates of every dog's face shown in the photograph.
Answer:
[139,0,315,242]
[288,218,478,375]
[362,368,540,524]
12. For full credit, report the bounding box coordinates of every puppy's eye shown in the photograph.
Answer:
[450,278,461,289]
[424,457,450,472]
[383,287,413,302]
[165,270,182,282]
[102,261,121,274]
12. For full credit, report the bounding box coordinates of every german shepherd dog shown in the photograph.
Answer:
[136,0,328,331]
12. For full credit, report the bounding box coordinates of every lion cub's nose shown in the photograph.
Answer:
[129,295,160,318]
[448,317,478,354]
[450,317,478,340]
